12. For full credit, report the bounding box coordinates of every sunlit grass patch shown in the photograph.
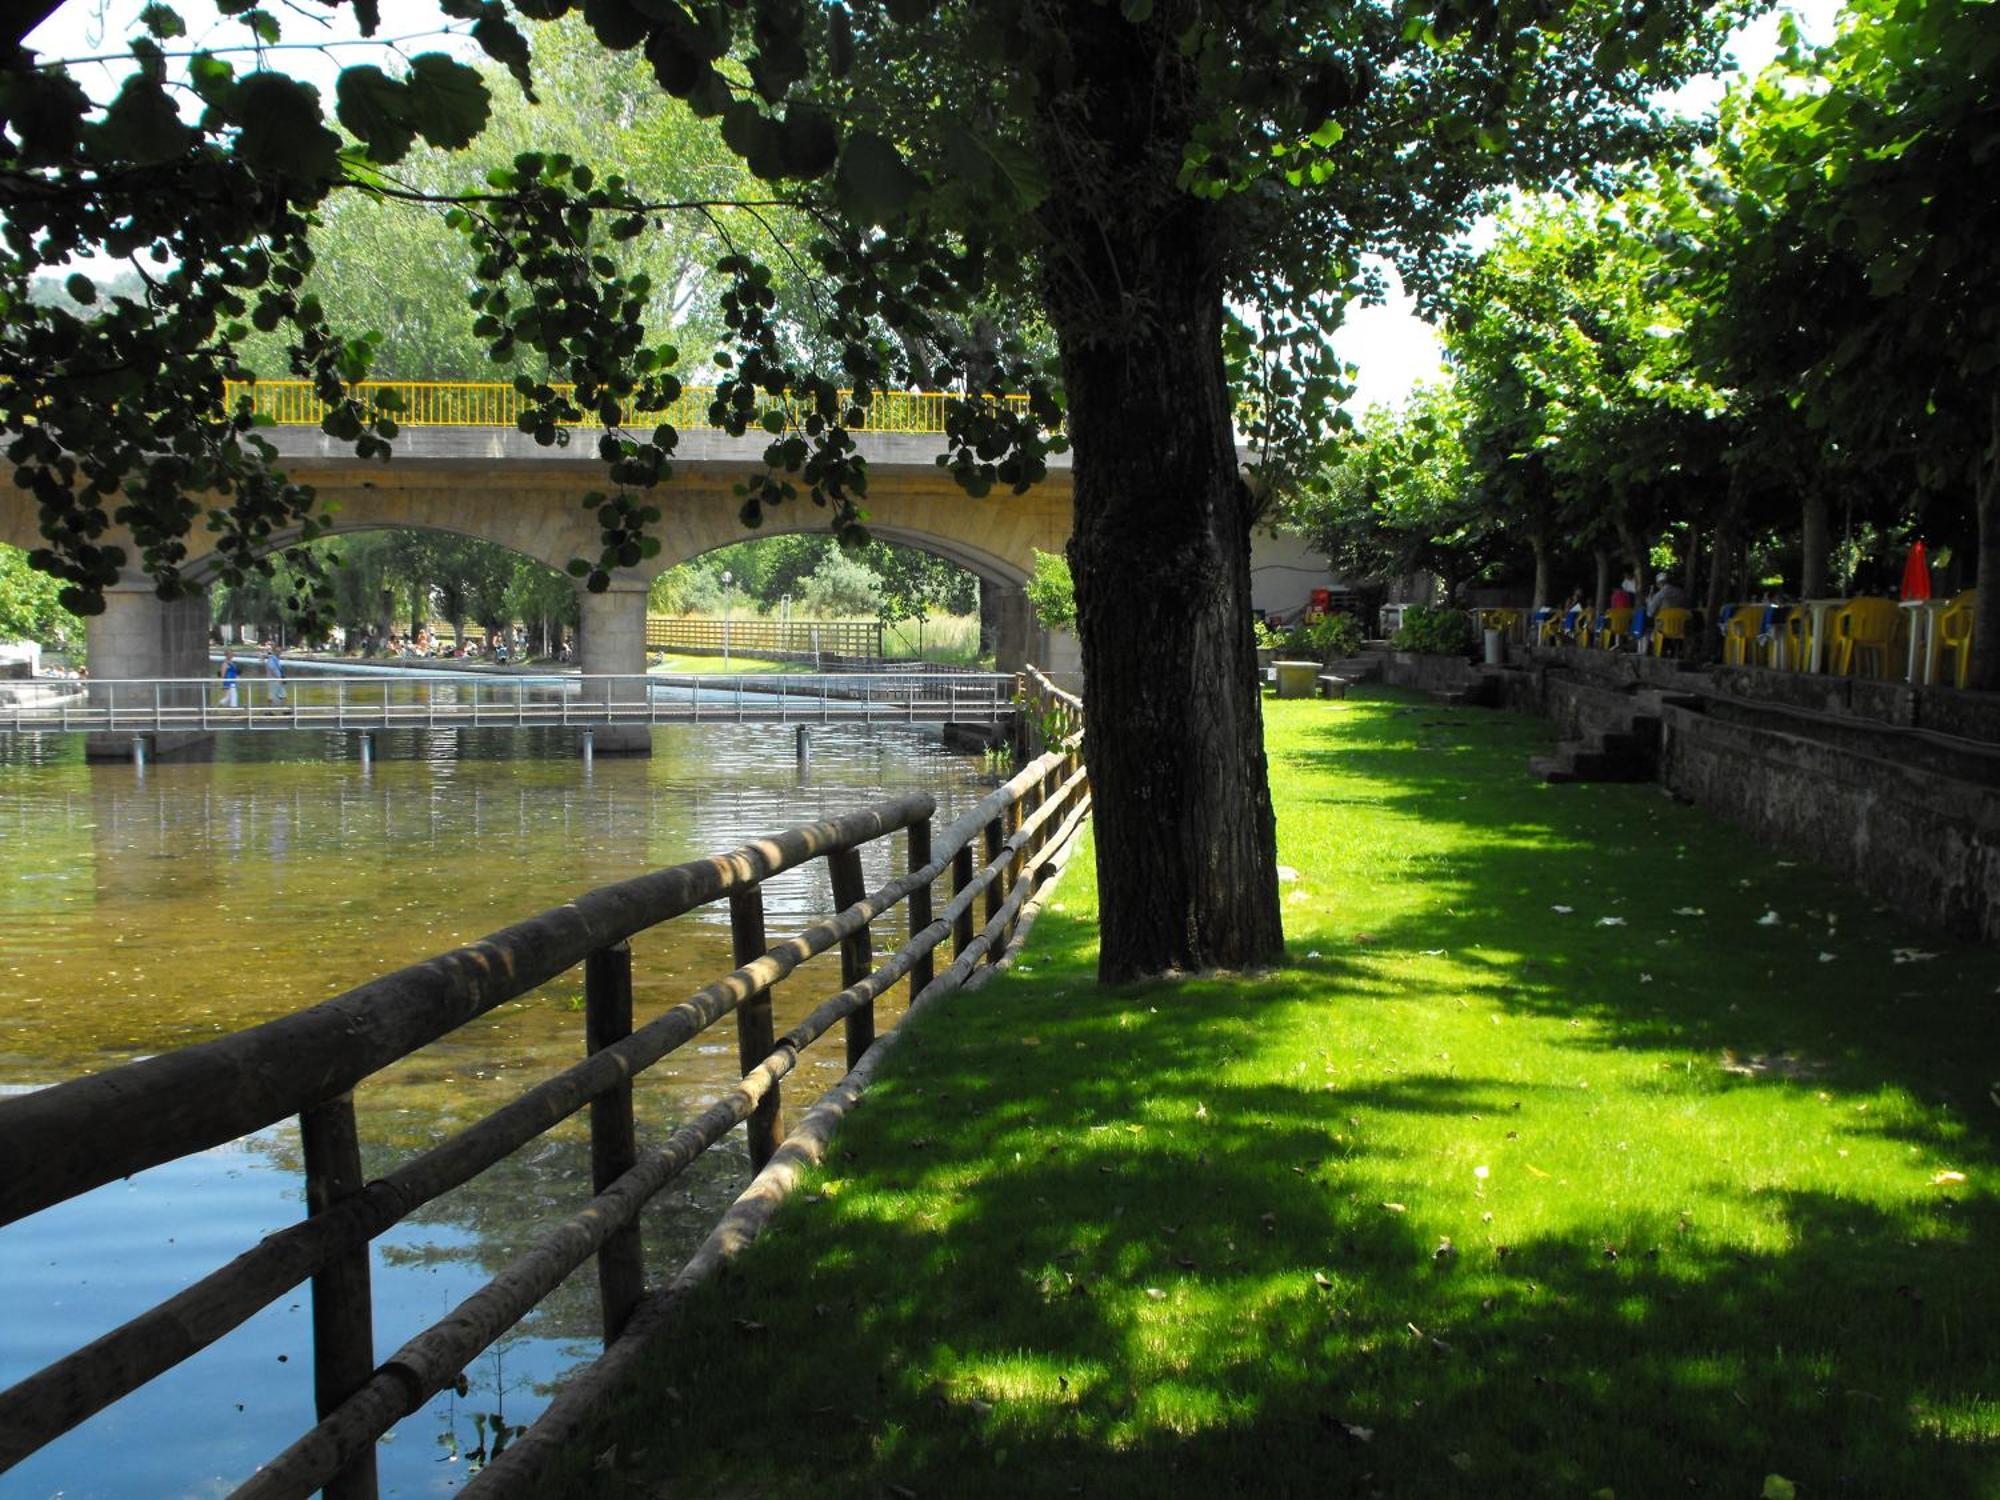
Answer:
[555,689,2000,1499]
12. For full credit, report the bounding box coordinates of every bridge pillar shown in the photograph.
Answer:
[988,580,1041,675]
[576,582,651,755]
[84,579,213,761]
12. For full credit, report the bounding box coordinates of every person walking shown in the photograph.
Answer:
[219,650,240,708]
[264,645,286,705]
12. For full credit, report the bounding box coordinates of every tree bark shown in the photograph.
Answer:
[1036,1,1283,980]
[1801,490,1830,599]
[1593,548,1612,615]
[1970,394,2000,692]
[1530,533,1553,612]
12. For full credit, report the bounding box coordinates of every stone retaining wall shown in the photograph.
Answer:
[1660,702,2000,943]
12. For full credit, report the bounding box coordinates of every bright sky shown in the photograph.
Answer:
[32,0,1846,411]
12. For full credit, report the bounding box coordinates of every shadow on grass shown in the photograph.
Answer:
[550,691,1998,1499]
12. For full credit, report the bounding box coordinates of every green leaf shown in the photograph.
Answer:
[406,54,490,149]
[472,15,536,99]
[778,105,839,179]
[0,68,90,169]
[1119,0,1151,21]
[64,274,96,305]
[583,0,651,49]
[89,74,195,164]
[139,4,187,38]
[232,73,342,182]
[335,65,416,164]
[835,131,922,225]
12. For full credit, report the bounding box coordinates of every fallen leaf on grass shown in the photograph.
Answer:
[1524,1164,1550,1178]
[1595,916,1627,927]
[1672,906,1706,917]
[1930,1170,1967,1186]
[1892,948,1941,964]
[1314,1271,1334,1290]
[1380,1201,1408,1213]
[1343,1422,1374,1442]
[1145,1287,1167,1301]
[1757,911,1781,926]
[1551,905,1575,914]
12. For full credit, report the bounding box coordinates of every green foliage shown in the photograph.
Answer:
[1024,548,1076,633]
[1390,602,1474,656]
[0,543,82,644]
[1292,611,1362,659]
[799,543,883,616]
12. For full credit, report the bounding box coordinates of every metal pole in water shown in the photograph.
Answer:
[359,732,373,771]
[131,735,146,774]
[796,724,811,768]
[581,729,594,766]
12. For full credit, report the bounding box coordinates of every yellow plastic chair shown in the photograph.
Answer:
[1596,607,1634,650]
[1649,607,1694,657]
[1479,608,1522,641]
[1536,609,1562,647]
[1936,590,1978,689]
[1777,605,1812,671]
[1830,597,1901,679]
[1720,605,1759,666]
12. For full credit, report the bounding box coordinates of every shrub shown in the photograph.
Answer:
[1391,603,1476,656]
[1294,611,1364,659]
[1025,548,1076,632]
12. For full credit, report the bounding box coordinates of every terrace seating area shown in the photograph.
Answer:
[1521,589,1978,688]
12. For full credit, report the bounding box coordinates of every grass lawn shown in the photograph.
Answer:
[555,688,2000,1498]
[646,653,809,674]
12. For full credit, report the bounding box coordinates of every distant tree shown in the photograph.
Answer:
[0,543,81,644]
[1024,549,1076,634]
[800,543,883,616]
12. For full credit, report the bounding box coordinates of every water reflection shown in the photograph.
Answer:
[0,720,993,1496]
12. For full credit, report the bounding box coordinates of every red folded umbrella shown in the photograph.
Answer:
[1900,539,1931,602]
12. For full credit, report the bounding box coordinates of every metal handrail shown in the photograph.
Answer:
[222,380,1036,435]
[0,672,1019,734]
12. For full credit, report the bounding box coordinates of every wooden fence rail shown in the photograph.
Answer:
[0,666,1089,1499]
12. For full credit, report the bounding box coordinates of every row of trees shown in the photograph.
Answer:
[1301,1,1998,688]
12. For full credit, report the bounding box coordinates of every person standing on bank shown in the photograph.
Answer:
[219,650,240,708]
[264,645,285,705]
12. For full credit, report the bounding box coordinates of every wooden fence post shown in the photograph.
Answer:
[908,817,934,999]
[983,813,1006,955]
[584,943,644,1343]
[951,843,976,961]
[730,888,783,1170]
[299,1092,379,1500]
[828,847,873,1069]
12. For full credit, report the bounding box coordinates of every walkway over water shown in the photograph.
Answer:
[0,671,1018,739]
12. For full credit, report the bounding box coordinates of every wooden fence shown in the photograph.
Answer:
[645,616,885,659]
[0,667,1090,1498]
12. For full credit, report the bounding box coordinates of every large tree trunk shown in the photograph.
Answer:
[1036,0,1282,981]
[1592,548,1611,615]
[1530,532,1553,611]
[1801,491,1830,599]
[1971,394,2000,692]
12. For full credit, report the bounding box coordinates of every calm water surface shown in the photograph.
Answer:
[0,714,992,1497]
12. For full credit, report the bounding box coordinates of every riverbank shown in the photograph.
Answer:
[549,688,2000,1498]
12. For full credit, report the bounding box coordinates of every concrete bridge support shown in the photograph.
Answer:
[987,580,1039,675]
[84,580,213,761]
[576,581,651,755]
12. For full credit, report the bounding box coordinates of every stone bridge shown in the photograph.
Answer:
[2,383,1335,754]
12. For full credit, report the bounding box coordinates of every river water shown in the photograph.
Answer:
[0,709,994,1497]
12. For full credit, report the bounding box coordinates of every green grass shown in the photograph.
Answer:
[646,652,808,674]
[554,689,2000,1499]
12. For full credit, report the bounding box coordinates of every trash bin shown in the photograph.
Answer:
[1483,628,1505,666]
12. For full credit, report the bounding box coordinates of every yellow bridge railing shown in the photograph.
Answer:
[222,380,1035,435]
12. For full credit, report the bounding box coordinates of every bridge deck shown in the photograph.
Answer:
[0,672,1017,735]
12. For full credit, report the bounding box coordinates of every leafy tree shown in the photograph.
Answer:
[1660,1,2000,683]
[2,0,1740,978]
[1024,548,1076,634]
[799,542,883,616]
[0,542,81,644]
